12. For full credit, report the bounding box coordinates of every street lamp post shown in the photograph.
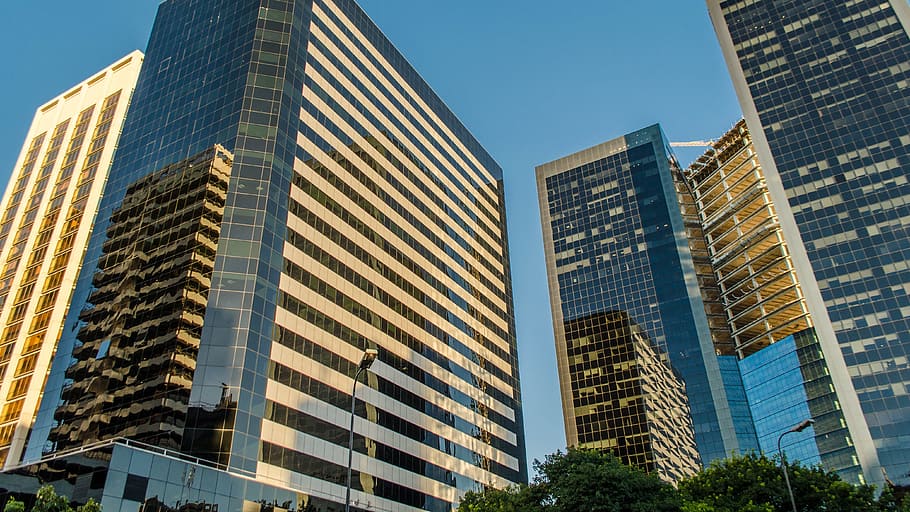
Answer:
[777,418,815,512]
[345,348,378,512]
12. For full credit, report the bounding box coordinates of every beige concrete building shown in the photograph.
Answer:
[0,52,142,467]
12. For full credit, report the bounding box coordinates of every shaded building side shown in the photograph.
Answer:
[50,146,232,452]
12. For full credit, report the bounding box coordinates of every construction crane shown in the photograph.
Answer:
[670,140,715,148]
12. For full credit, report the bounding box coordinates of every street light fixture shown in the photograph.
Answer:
[345,348,378,512]
[777,418,814,512]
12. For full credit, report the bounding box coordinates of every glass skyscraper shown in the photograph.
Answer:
[682,120,863,482]
[739,328,863,482]
[536,125,757,473]
[709,0,910,484]
[16,0,525,510]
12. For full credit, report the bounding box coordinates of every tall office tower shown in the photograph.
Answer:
[20,0,524,510]
[708,0,910,483]
[682,121,864,482]
[0,52,143,468]
[536,125,755,474]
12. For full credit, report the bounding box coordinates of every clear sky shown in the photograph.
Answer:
[0,1,743,473]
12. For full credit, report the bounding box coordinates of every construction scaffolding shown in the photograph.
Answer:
[681,120,812,357]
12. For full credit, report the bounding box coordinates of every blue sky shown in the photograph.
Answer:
[0,1,743,472]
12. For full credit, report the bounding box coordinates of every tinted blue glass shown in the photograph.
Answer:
[740,335,820,464]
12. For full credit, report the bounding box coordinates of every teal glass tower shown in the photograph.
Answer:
[709,0,910,484]
[21,0,526,510]
[536,125,758,472]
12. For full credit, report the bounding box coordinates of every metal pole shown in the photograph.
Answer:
[777,419,813,512]
[778,432,797,512]
[345,366,364,512]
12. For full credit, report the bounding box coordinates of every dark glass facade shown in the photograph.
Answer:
[27,0,524,509]
[50,146,232,453]
[537,125,756,470]
[710,0,910,483]
[563,310,700,481]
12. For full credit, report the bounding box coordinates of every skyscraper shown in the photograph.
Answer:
[0,52,143,468]
[536,125,756,475]
[682,121,864,482]
[709,0,910,483]
[15,0,525,510]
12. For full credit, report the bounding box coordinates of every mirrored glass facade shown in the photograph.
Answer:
[49,146,233,454]
[536,125,755,473]
[24,0,525,510]
[562,310,701,482]
[0,440,347,512]
[709,0,910,483]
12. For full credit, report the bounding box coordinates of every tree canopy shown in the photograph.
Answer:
[458,448,680,512]
[3,486,101,512]
[678,452,878,512]
[458,449,908,512]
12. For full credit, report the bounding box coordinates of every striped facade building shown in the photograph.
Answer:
[0,52,143,468]
[12,1,525,511]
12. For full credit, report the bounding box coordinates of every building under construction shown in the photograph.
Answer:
[678,121,864,483]
[682,120,812,357]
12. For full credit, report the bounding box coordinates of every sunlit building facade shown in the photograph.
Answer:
[709,0,910,484]
[681,121,864,482]
[0,52,143,468]
[562,310,701,482]
[17,0,524,510]
[536,125,755,476]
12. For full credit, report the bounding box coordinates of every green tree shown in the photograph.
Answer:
[27,486,102,512]
[530,449,681,512]
[32,486,72,512]
[3,498,25,512]
[458,485,535,512]
[75,499,102,512]
[458,448,681,512]
[678,452,877,512]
